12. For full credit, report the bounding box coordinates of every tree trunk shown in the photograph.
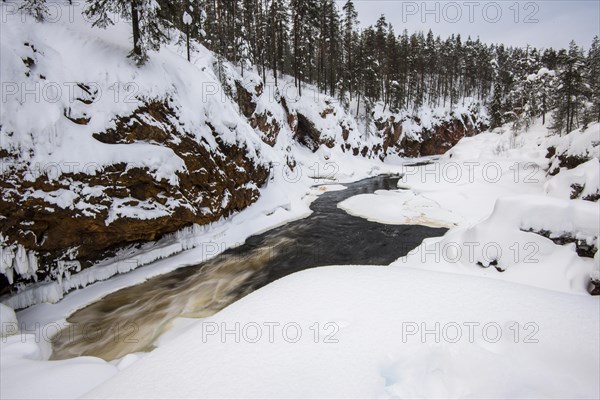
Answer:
[131,0,141,57]
[186,25,190,62]
[272,4,278,87]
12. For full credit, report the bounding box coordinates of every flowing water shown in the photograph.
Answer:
[51,175,447,361]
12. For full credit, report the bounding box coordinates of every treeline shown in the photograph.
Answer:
[20,0,600,134]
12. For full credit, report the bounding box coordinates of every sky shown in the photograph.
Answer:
[335,0,600,50]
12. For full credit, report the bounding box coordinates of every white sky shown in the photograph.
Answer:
[335,0,600,50]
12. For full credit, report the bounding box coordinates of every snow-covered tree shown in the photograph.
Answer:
[341,0,359,102]
[85,0,173,65]
[179,1,206,62]
[551,41,587,135]
[19,0,49,22]
[588,36,600,123]
[489,82,504,129]
[237,32,253,77]
[182,9,193,61]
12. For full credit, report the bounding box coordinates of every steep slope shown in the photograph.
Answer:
[0,6,274,295]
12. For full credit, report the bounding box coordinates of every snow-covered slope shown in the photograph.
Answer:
[0,1,272,298]
[546,123,600,201]
[85,266,599,399]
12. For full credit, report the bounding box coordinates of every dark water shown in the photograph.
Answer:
[51,175,446,360]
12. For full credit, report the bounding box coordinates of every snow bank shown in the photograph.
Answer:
[1,334,117,399]
[380,121,598,293]
[393,194,597,294]
[549,123,600,168]
[85,266,600,399]
[392,123,549,226]
[545,158,600,200]
[338,189,461,228]
[0,303,18,337]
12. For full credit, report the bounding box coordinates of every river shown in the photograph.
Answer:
[51,175,447,361]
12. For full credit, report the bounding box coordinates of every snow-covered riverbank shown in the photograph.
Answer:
[3,119,599,399]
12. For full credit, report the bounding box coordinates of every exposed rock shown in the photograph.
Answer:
[0,100,268,294]
[63,107,90,125]
[525,229,598,258]
[295,112,322,152]
[235,81,257,119]
[236,80,280,146]
[548,152,592,175]
[250,111,280,147]
[375,116,402,154]
[320,106,335,118]
[420,117,478,156]
[373,113,485,158]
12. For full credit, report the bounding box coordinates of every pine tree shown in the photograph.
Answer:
[341,0,359,102]
[290,0,318,96]
[19,0,49,22]
[237,33,253,76]
[85,0,173,65]
[588,36,600,123]
[268,0,289,86]
[551,41,587,134]
[183,9,193,61]
[489,82,504,129]
[71,0,597,136]
[177,0,206,62]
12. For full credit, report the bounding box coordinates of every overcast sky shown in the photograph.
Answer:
[335,0,600,50]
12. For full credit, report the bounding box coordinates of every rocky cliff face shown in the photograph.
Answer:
[0,99,268,295]
[235,80,488,161]
[373,105,488,159]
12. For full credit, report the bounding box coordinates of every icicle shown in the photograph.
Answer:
[14,245,29,276]
[27,251,39,281]
[0,245,15,276]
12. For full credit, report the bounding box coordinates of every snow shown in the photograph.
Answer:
[545,158,600,200]
[342,124,548,227]
[85,266,600,399]
[0,303,18,337]
[4,149,399,312]
[0,123,597,399]
[1,334,118,400]
[0,243,40,284]
[338,189,460,228]
[550,123,600,165]
[594,239,600,281]
[1,2,598,399]
[182,12,192,26]
[393,195,597,294]
[1,154,401,399]
[0,0,393,302]
[338,120,598,294]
